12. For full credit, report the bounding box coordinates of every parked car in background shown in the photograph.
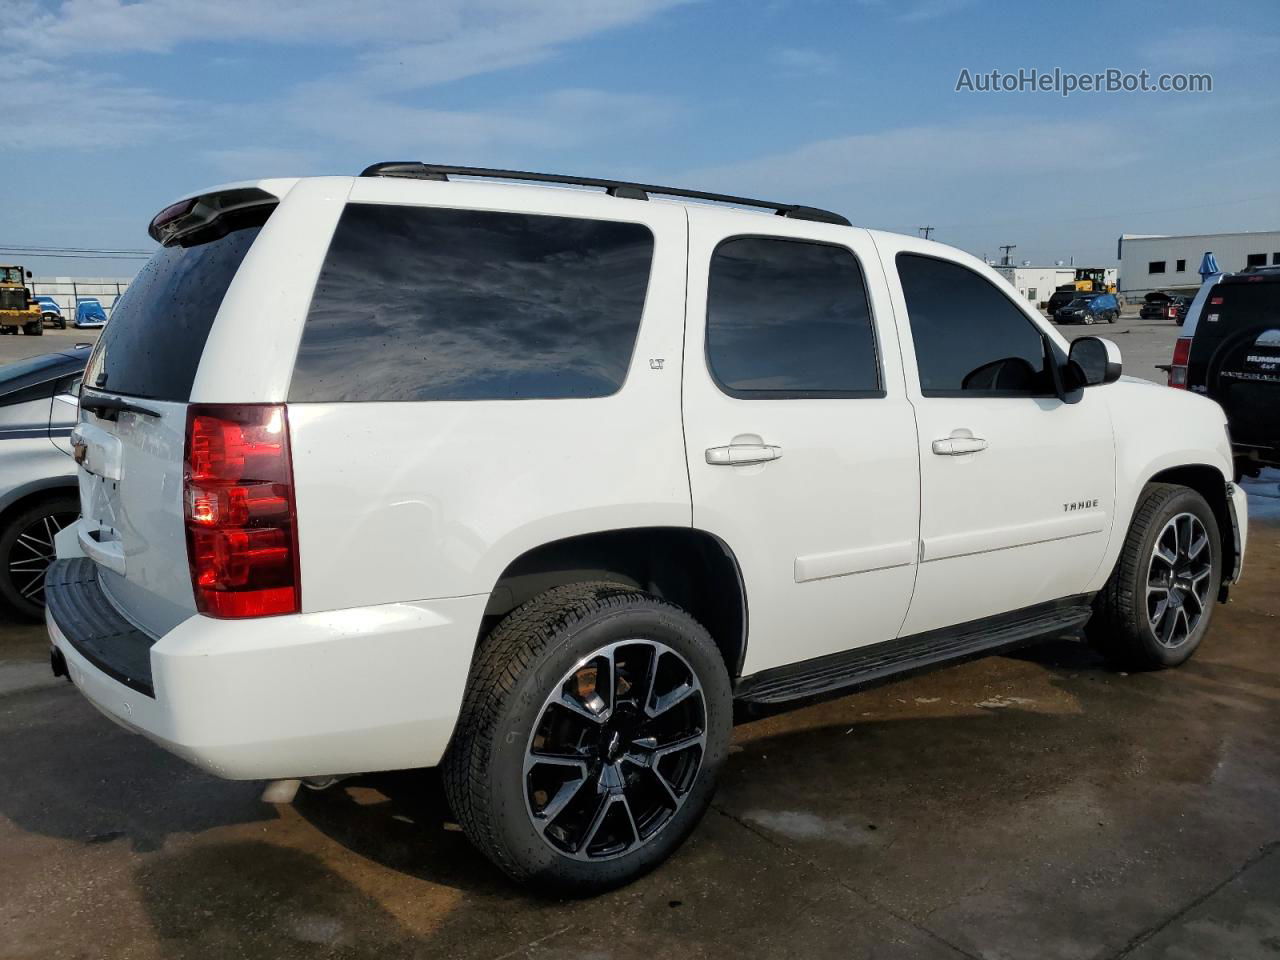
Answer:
[35,296,67,329]
[1170,265,1280,476]
[1141,292,1170,320]
[1140,292,1190,323]
[74,298,107,328]
[1055,292,1118,324]
[1046,287,1097,317]
[1171,297,1191,325]
[0,345,89,618]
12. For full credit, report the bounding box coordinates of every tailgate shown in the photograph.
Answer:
[74,401,192,636]
[66,206,273,636]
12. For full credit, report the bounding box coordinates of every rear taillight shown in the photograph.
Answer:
[183,404,300,618]
[1169,337,1192,389]
[1166,305,1177,319]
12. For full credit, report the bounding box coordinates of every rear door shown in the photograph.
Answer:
[74,208,280,636]
[681,213,920,676]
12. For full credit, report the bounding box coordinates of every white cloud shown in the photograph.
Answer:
[1138,26,1280,68]
[0,0,687,156]
[895,0,974,23]
[685,118,1140,198]
[279,83,679,155]
[850,0,976,23]
[771,47,838,76]
[3,0,688,86]
[3,64,186,148]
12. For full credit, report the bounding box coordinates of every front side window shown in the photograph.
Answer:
[289,204,654,402]
[705,237,880,398]
[896,253,1055,397]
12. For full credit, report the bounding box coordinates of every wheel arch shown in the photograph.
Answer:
[1144,463,1238,590]
[479,526,749,678]
[0,478,79,528]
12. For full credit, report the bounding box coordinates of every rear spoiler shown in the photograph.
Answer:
[148,187,277,247]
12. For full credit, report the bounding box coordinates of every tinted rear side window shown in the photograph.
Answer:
[84,224,264,400]
[288,204,655,402]
[706,237,880,397]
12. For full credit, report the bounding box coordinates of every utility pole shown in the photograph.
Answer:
[999,243,1016,266]
[918,226,934,240]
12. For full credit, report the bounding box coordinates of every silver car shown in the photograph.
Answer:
[0,346,89,618]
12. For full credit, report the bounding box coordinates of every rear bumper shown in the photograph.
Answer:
[46,558,486,780]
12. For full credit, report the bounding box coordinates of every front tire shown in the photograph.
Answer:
[1086,483,1221,669]
[443,581,732,893]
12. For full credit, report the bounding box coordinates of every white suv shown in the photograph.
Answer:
[47,164,1247,892]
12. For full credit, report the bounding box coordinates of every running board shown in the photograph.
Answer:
[734,595,1094,707]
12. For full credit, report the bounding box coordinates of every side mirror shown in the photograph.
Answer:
[1067,336,1122,388]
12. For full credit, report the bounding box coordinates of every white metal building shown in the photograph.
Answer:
[993,265,1119,307]
[1117,230,1280,299]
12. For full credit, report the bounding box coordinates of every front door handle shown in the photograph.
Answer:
[932,436,988,456]
[706,443,783,465]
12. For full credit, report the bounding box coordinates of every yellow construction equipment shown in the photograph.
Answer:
[1073,267,1117,293]
[0,265,42,336]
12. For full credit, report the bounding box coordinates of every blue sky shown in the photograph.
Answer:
[3,0,1278,277]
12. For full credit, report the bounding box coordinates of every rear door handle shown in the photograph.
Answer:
[932,436,988,456]
[706,443,783,465]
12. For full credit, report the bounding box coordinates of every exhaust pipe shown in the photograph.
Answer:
[50,647,69,681]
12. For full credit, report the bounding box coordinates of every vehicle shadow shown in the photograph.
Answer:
[0,687,278,852]
[291,767,522,898]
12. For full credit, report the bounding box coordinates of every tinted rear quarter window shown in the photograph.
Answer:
[84,224,264,399]
[288,204,655,402]
[706,237,880,397]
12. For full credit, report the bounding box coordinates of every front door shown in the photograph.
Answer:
[882,241,1117,636]
[681,215,920,676]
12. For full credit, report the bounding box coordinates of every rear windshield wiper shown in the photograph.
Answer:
[79,395,161,420]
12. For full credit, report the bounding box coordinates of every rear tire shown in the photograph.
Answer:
[1086,484,1221,670]
[23,320,42,336]
[0,496,79,620]
[443,581,732,894]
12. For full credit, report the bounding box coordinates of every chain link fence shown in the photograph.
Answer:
[28,277,131,321]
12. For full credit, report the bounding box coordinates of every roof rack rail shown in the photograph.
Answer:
[359,162,851,227]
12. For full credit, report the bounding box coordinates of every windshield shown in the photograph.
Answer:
[1067,299,1090,308]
